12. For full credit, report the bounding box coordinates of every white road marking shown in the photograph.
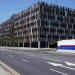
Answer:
[50,69,68,75]
[9,55,14,58]
[25,54,37,57]
[29,55,36,57]
[47,62,75,71]
[65,62,75,66]
[47,62,62,66]
[22,59,29,63]
[42,57,62,62]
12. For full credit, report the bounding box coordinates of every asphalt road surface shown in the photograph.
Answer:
[0,50,75,75]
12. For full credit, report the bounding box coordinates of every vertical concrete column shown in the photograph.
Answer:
[46,41,48,48]
[59,22,60,28]
[30,42,31,48]
[23,42,24,47]
[18,40,19,47]
[59,35,60,41]
[38,41,40,48]
[10,42,11,47]
[55,15,57,21]
[48,42,49,48]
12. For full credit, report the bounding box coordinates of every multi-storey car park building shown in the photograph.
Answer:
[0,17,14,46]
[0,1,75,48]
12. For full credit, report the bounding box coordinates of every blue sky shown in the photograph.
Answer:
[0,0,75,23]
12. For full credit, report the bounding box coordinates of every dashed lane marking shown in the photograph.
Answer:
[65,62,75,66]
[47,62,62,66]
[42,57,62,62]
[9,55,14,58]
[22,59,29,63]
[29,55,37,57]
[50,69,68,75]
[47,62,75,71]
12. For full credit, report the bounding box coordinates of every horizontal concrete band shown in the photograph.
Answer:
[0,47,52,51]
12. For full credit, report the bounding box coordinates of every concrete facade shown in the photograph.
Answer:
[0,1,75,48]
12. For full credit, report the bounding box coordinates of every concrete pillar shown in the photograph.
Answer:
[38,41,40,48]
[46,41,47,48]
[10,43,11,47]
[48,42,49,48]
[18,41,19,47]
[23,42,24,47]
[30,42,31,48]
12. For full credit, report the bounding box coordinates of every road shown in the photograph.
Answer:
[0,50,75,75]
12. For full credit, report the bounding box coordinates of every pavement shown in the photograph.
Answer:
[0,50,75,75]
[0,47,52,51]
[0,66,11,75]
